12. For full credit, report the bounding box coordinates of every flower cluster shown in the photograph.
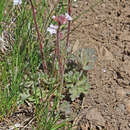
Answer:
[52,13,72,25]
[47,13,72,35]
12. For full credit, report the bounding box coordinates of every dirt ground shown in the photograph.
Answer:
[70,0,130,129]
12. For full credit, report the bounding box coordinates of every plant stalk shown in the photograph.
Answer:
[56,25,63,78]
[66,0,71,48]
[56,25,65,107]
[29,0,48,74]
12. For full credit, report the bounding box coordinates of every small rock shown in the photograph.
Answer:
[86,107,105,126]
[116,104,125,112]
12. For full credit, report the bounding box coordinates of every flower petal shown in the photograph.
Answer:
[65,13,72,21]
[47,27,56,34]
[52,16,56,19]
[50,24,58,29]
[47,24,58,34]
[13,0,22,5]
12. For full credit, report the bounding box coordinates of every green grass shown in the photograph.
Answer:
[0,0,99,129]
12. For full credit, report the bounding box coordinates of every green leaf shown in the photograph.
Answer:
[69,88,80,101]
[67,73,90,101]
[75,48,97,70]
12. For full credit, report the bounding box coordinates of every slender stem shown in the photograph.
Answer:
[56,25,64,103]
[29,0,48,74]
[56,25,63,77]
[66,0,71,48]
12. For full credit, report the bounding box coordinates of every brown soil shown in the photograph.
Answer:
[70,0,130,129]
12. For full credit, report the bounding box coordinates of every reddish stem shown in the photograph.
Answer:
[66,0,71,47]
[29,0,48,74]
[56,25,63,78]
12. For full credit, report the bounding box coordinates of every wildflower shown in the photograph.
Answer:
[52,13,72,25]
[52,15,67,25]
[47,13,72,38]
[47,24,63,39]
[47,24,58,35]
[13,0,22,5]
[65,13,73,21]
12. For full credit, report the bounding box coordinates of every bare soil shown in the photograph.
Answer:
[70,0,130,129]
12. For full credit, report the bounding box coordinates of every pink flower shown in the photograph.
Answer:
[52,13,72,25]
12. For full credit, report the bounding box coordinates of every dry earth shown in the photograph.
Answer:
[70,0,130,129]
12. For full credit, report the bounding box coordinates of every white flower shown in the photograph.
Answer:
[65,13,73,21]
[13,0,22,5]
[52,16,56,19]
[47,24,58,35]
[9,123,21,130]
[50,24,58,30]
